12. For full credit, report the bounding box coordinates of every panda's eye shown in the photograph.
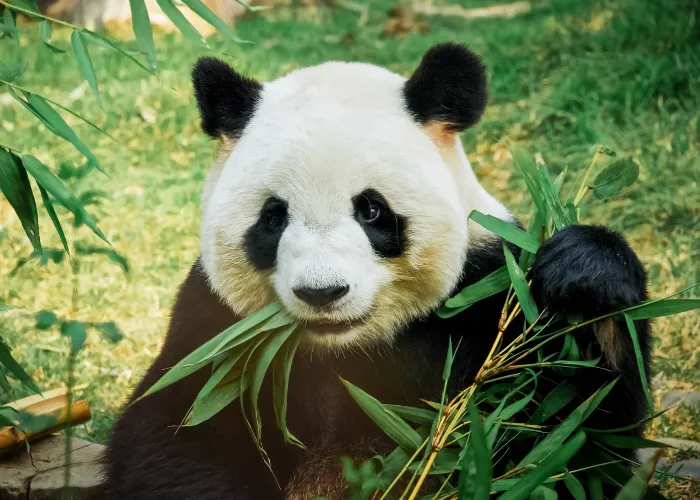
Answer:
[356,198,381,224]
[260,197,288,232]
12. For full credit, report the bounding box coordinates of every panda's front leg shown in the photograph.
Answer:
[529,225,652,432]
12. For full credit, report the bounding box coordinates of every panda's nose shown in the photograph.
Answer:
[293,285,349,307]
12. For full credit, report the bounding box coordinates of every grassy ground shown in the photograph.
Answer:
[0,0,698,496]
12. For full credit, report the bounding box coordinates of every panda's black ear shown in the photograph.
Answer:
[192,57,263,139]
[403,43,487,132]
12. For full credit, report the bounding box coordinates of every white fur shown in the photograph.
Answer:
[200,61,512,348]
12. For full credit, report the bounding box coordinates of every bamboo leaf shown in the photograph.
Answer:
[181,0,249,43]
[518,380,616,467]
[529,383,577,424]
[129,0,157,69]
[470,211,540,253]
[249,324,297,439]
[0,149,41,251]
[80,31,155,74]
[0,340,40,393]
[503,242,538,323]
[21,155,108,244]
[138,302,283,399]
[1,8,19,43]
[625,299,700,320]
[0,61,27,81]
[590,159,639,200]
[529,486,558,500]
[624,314,654,414]
[539,164,572,230]
[39,20,65,52]
[60,320,87,355]
[613,451,660,500]
[591,434,667,449]
[156,0,205,45]
[35,310,58,329]
[272,333,304,447]
[509,142,545,216]
[38,185,69,255]
[71,30,101,107]
[384,405,436,426]
[185,375,249,426]
[500,431,587,500]
[458,398,492,500]
[563,472,586,500]
[439,267,510,318]
[96,322,124,344]
[341,377,422,451]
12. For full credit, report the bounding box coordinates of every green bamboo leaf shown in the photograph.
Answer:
[625,299,700,320]
[0,61,27,81]
[234,0,270,12]
[341,377,422,451]
[0,149,41,251]
[518,379,616,467]
[529,486,558,500]
[71,30,101,107]
[96,322,124,344]
[35,310,58,329]
[509,142,545,216]
[613,451,660,500]
[80,31,155,75]
[181,0,249,43]
[138,302,282,399]
[501,431,587,500]
[591,434,667,449]
[185,375,249,426]
[470,211,540,253]
[156,0,205,45]
[249,324,297,439]
[15,91,101,171]
[21,155,108,244]
[624,315,654,414]
[539,164,572,230]
[38,185,69,255]
[458,398,492,500]
[529,383,576,424]
[588,473,604,500]
[195,349,245,402]
[39,20,65,52]
[500,386,536,420]
[439,266,510,318]
[0,340,40,393]
[384,405,436,426]
[129,0,157,69]
[2,8,19,43]
[563,472,586,500]
[590,159,639,200]
[272,333,304,447]
[503,242,538,323]
[60,320,87,355]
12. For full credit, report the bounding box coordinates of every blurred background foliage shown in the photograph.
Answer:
[0,0,698,496]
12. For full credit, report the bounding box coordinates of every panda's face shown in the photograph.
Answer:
[195,45,507,349]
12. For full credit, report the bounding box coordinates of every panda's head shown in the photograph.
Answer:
[194,44,510,350]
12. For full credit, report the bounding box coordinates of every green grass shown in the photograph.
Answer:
[0,0,698,496]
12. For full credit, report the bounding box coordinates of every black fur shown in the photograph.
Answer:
[352,188,407,258]
[192,57,262,138]
[244,196,289,270]
[105,224,651,499]
[403,43,488,131]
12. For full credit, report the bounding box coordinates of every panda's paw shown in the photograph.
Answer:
[529,225,647,317]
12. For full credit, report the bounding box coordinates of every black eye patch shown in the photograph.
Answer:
[244,196,288,270]
[352,189,407,258]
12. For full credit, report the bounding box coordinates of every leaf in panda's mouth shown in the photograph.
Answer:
[135,300,305,454]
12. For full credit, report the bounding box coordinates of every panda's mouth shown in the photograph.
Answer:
[302,318,365,335]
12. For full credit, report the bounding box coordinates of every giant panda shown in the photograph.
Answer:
[105,43,651,499]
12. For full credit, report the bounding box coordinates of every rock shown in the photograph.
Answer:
[661,390,700,409]
[655,438,700,453]
[0,435,105,500]
[662,459,700,479]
